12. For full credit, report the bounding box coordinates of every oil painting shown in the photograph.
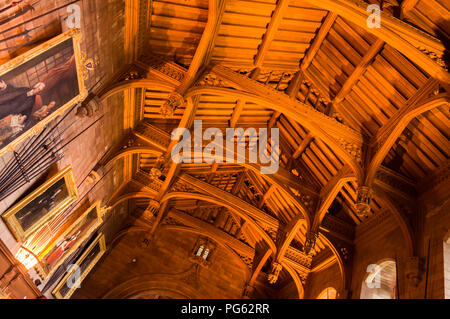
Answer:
[2,165,78,242]
[0,28,87,155]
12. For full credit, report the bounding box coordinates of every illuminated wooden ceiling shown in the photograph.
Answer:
[100,0,449,291]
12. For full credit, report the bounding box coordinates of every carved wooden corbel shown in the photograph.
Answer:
[267,262,283,284]
[356,186,373,218]
[304,231,319,256]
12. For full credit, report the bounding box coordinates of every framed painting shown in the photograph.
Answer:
[2,165,78,242]
[53,233,106,299]
[36,201,103,280]
[0,28,87,156]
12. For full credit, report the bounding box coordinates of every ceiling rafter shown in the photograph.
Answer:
[275,165,353,267]
[159,0,227,117]
[178,173,280,233]
[301,0,449,83]
[333,39,385,104]
[132,120,319,224]
[311,165,355,231]
[300,12,338,72]
[268,69,304,129]
[229,70,261,128]
[124,0,140,64]
[254,0,290,68]
[365,80,447,186]
[292,133,314,160]
[189,65,364,179]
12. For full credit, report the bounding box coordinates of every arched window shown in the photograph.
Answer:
[360,259,397,299]
[317,287,337,299]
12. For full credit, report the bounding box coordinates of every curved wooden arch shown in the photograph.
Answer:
[185,85,363,182]
[99,78,176,102]
[161,191,277,253]
[108,192,155,210]
[312,173,355,231]
[179,150,313,228]
[366,94,449,185]
[281,261,305,299]
[103,146,163,168]
[300,0,449,84]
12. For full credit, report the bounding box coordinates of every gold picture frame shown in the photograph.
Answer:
[52,233,106,299]
[36,201,103,280]
[2,165,78,242]
[0,28,88,156]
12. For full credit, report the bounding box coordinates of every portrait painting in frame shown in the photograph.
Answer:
[0,28,87,156]
[36,201,103,280]
[53,233,106,299]
[2,165,78,242]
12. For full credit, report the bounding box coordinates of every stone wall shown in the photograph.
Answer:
[304,262,342,299]
[72,222,251,299]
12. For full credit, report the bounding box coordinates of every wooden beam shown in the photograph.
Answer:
[259,184,276,208]
[179,173,280,231]
[156,97,199,201]
[204,65,364,147]
[163,190,277,252]
[248,248,272,286]
[285,70,304,98]
[192,65,364,178]
[310,252,336,273]
[230,100,246,128]
[300,12,338,71]
[230,70,260,128]
[401,0,419,13]
[277,166,353,265]
[366,80,447,185]
[281,262,305,299]
[177,0,227,93]
[373,165,417,201]
[292,133,314,159]
[254,0,290,67]
[312,165,355,230]
[124,0,140,64]
[301,0,449,83]
[268,70,303,129]
[334,39,385,103]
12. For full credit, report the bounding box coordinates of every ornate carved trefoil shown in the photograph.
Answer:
[356,186,372,217]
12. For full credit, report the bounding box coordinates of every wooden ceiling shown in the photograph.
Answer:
[102,0,449,291]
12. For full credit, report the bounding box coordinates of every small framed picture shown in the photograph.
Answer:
[2,165,78,242]
[52,233,106,299]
